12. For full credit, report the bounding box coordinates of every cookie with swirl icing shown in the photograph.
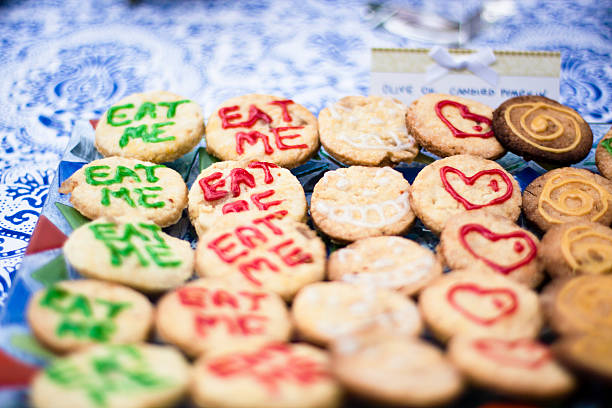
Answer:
[522,167,612,232]
[493,96,592,164]
[595,126,612,180]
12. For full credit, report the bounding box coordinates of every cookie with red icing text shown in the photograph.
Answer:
[205,94,319,168]
[410,154,521,234]
[438,211,543,288]
[406,93,504,159]
[419,270,542,342]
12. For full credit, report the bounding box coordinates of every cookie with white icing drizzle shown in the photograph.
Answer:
[310,166,414,242]
[318,96,419,166]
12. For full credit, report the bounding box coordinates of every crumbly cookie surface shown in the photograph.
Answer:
[439,211,543,288]
[292,282,422,346]
[419,270,542,342]
[188,160,307,236]
[493,95,592,164]
[191,342,342,408]
[63,217,194,293]
[410,154,521,234]
[205,94,319,168]
[59,157,188,227]
[595,126,612,179]
[318,95,418,166]
[30,344,189,408]
[310,166,414,242]
[156,277,291,358]
[406,93,504,159]
[522,167,612,231]
[328,236,442,296]
[195,212,326,301]
[95,90,204,163]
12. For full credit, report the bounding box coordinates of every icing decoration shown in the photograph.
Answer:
[107,100,189,127]
[229,168,256,197]
[194,314,267,336]
[251,190,283,210]
[178,287,267,311]
[239,258,279,286]
[504,101,584,153]
[220,105,272,129]
[555,276,612,331]
[222,201,250,214]
[269,100,294,122]
[199,172,228,201]
[488,179,499,192]
[537,171,612,224]
[235,131,275,154]
[561,225,612,274]
[458,224,537,275]
[248,161,279,184]
[271,126,307,150]
[602,138,612,155]
[44,345,171,406]
[89,222,182,268]
[473,338,550,369]
[315,192,410,228]
[447,283,518,325]
[340,254,434,289]
[119,122,175,148]
[206,343,328,394]
[435,100,494,138]
[440,166,514,210]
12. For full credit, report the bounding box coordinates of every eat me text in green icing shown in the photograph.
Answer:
[45,345,171,407]
[89,222,182,268]
[85,164,166,209]
[40,286,131,342]
[105,100,190,149]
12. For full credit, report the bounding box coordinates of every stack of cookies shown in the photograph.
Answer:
[27,90,612,408]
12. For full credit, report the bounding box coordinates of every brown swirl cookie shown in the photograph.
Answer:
[595,126,612,180]
[553,333,612,382]
[493,96,592,164]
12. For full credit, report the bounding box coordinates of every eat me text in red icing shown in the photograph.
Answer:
[177,286,270,337]
[440,166,514,210]
[218,100,308,155]
[207,214,313,286]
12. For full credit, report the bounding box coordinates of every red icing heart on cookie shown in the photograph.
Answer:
[458,224,537,275]
[435,100,494,138]
[440,166,514,210]
[447,283,518,325]
[472,338,550,369]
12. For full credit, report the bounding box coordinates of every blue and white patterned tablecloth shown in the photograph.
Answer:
[0,0,611,305]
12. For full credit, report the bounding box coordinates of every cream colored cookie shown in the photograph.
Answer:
[59,157,188,227]
[205,94,319,168]
[406,93,505,159]
[191,342,342,408]
[30,344,190,408]
[328,236,442,296]
[27,280,153,354]
[410,154,521,234]
[439,211,544,288]
[95,91,204,163]
[318,95,418,166]
[195,212,325,301]
[310,166,414,242]
[331,334,464,407]
[156,277,291,358]
[292,282,422,347]
[448,335,574,398]
[419,270,542,342]
[188,160,307,236]
[63,217,193,293]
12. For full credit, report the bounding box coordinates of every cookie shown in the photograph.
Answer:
[522,167,612,231]
[328,236,442,296]
[331,334,464,407]
[539,221,612,279]
[318,95,418,166]
[188,160,307,236]
[410,154,522,234]
[493,95,592,164]
[554,333,612,382]
[205,94,319,168]
[595,126,612,179]
[419,270,542,342]
[195,212,326,301]
[541,275,612,336]
[95,91,204,163]
[448,335,574,398]
[438,211,544,288]
[30,344,189,408]
[59,157,188,227]
[156,277,291,358]
[63,217,193,293]
[291,282,422,347]
[191,342,342,408]
[310,166,414,242]
[27,280,153,353]
[406,93,504,159]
